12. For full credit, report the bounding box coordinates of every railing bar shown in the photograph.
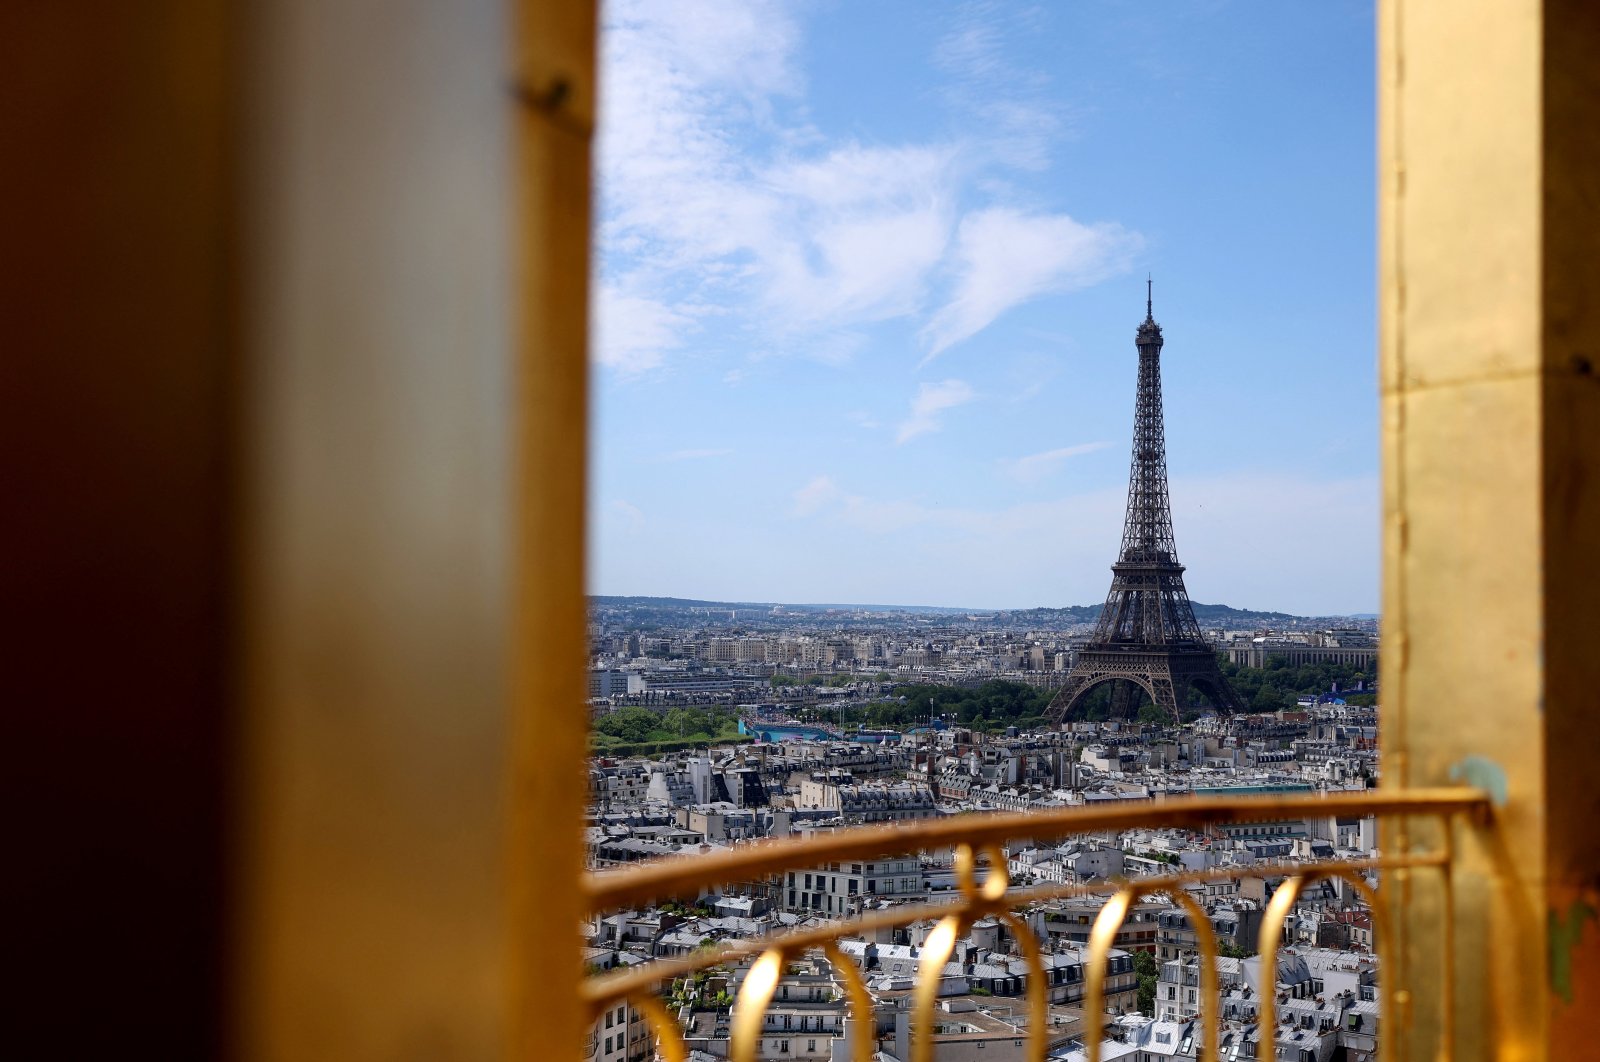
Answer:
[581,852,1447,1009]
[910,914,964,1062]
[628,991,689,1062]
[585,789,1488,911]
[1259,868,1390,1062]
[1325,871,1391,1059]
[1255,875,1305,1059]
[1437,812,1456,1062]
[728,949,785,1062]
[1390,800,1414,1062]
[821,940,876,1062]
[1084,889,1134,1062]
[1474,803,1536,1060]
[1167,890,1221,1062]
[996,910,1048,1062]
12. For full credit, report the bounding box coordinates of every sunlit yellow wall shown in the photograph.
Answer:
[1380,1,1600,1057]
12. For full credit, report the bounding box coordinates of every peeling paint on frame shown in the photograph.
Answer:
[1549,900,1596,1004]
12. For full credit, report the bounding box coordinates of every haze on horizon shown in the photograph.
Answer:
[589,1,1379,618]
[593,590,1375,621]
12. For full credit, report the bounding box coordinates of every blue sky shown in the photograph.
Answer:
[590,0,1377,616]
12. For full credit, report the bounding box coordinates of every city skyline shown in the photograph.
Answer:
[591,1,1378,615]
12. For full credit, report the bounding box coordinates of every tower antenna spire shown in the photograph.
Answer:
[1146,274,1153,319]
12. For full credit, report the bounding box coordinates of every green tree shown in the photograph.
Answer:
[1251,684,1291,712]
[662,707,713,737]
[1134,950,1159,1016]
[1136,701,1169,725]
[595,705,661,743]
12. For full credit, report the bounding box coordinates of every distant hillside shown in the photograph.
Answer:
[991,605,1102,626]
[591,595,771,610]
[1191,602,1303,626]
[591,595,975,614]
[992,602,1305,628]
[592,595,1328,626]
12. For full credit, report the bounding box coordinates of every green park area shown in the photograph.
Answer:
[591,706,744,757]
[590,656,1374,755]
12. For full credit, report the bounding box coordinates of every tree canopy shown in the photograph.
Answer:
[593,705,739,745]
[852,680,1054,730]
[1134,950,1158,1015]
[1217,656,1376,712]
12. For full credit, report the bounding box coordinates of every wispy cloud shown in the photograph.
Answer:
[611,499,645,532]
[596,0,1138,374]
[934,2,1063,171]
[921,208,1142,363]
[1002,441,1114,482]
[657,448,734,462]
[896,379,976,444]
[592,282,695,375]
[598,1,955,369]
[761,145,956,331]
[788,476,936,534]
[791,475,841,517]
[847,410,881,430]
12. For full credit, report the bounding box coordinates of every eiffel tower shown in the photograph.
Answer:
[1047,282,1244,724]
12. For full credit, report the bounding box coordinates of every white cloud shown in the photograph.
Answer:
[597,2,954,367]
[933,3,1063,171]
[591,283,695,374]
[595,0,1139,373]
[777,330,866,367]
[657,448,733,462]
[922,208,1142,362]
[610,499,645,533]
[1002,441,1114,482]
[847,410,881,430]
[599,0,794,272]
[934,16,1005,80]
[791,475,841,516]
[895,379,976,444]
[761,145,955,328]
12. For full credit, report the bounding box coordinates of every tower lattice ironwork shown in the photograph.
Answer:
[1047,283,1244,723]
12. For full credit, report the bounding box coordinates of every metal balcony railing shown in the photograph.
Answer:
[582,788,1493,1062]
